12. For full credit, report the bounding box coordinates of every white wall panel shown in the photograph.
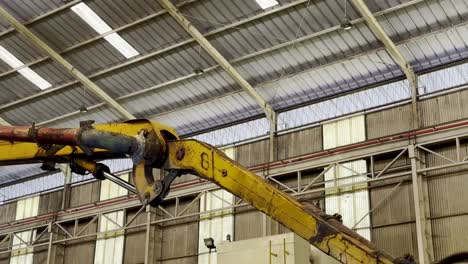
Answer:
[10,196,39,264]
[324,160,370,239]
[94,211,125,264]
[323,115,370,239]
[99,173,129,201]
[198,189,234,264]
[10,230,35,264]
[15,196,39,220]
[95,172,127,263]
[223,147,235,160]
[199,147,235,264]
[323,115,365,150]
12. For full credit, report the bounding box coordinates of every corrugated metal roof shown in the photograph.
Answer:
[0,0,467,186]
[0,163,48,186]
[2,0,462,129]
[48,0,466,133]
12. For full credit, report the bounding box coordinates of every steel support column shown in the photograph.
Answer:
[0,6,136,120]
[409,145,433,264]
[144,205,160,264]
[0,117,10,126]
[269,112,278,165]
[58,164,72,210]
[264,112,278,236]
[350,0,419,129]
[46,222,64,264]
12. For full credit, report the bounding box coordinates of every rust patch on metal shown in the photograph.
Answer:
[176,147,185,160]
[301,201,396,263]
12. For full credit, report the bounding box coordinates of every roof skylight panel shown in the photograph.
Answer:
[71,3,139,59]
[0,46,52,90]
[256,0,279,9]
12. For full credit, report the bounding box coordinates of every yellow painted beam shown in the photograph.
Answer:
[164,139,395,264]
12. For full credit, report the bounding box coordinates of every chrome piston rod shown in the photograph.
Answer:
[102,171,137,194]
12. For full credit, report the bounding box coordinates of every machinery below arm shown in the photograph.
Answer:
[0,120,400,264]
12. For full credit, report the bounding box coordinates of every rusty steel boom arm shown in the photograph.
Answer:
[0,120,402,264]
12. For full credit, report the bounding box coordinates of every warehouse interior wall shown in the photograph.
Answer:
[2,89,468,263]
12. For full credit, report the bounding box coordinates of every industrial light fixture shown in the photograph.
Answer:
[203,237,216,253]
[340,21,353,30]
[256,0,279,9]
[0,46,52,90]
[341,0,353,31]
[193,67,204,75]
[79,104,88,113]
[71,3,139,59]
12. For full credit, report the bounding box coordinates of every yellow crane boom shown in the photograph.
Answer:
[0,119,400,264]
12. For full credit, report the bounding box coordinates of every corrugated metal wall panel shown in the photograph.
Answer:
[366,104,412,139]
[123,208,150,264]
[161,199,199,263]
[0,201,16,224]
[234,205,263,241]
[276,126,322,160]
[69,181,101,208]
[432,215,468,262]
[235,139,269,167]
[38,191,62,215]
[425,144,468,176]
[372,223,418,259]
[196,122,320,167]
[0,253,9,264]
[428,172,468,218]
[369,147,415,256]
[370,182,415,227]
[32,244,49,264]
[419,89,468,127]
[426,144,468,217]
[274,170,324,199]
[63,220,97,264]
[372,152,411,173]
